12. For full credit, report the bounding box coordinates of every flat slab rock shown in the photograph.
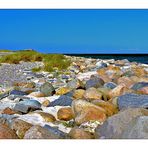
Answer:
[48,95,73,107]
[118,93,148,110]
[14,100,41,113]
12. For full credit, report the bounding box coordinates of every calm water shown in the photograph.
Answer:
[65,54,148,64]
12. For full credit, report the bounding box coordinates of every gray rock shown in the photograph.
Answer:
[104,82,117,89]
[14,100,41,113]
[123,70,134,77]
[44,124,67,139]
[85,76,104,89]
[96,62,107,69]
[14,103,29,113]
[48,95,73,107]
[0,92,9,100]
[40,82,55,96]
[24,125,67,139]
[131,82,148,90]
[0,114,18,126]
[8,95,30,101]
[61,75,69,79]
[67,79,80,89]
[121,116,148,139]
[0,102,16,111]
[118,93,148,110]
[10,90,27,96]
[95,108,148,139]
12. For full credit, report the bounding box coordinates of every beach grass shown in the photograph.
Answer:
[0,50,71,72]
[0,49,12,52]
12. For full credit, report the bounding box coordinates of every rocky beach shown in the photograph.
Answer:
[0,52,148,139]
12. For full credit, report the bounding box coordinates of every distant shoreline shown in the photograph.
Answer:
[65,54,148,64]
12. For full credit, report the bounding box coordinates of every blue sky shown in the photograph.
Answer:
[0,9,148,53]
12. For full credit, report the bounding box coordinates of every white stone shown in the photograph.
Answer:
[77,71,97,81]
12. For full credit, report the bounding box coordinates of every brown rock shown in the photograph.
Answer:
[1,107,16,115]
[84,87,102,100]
[75,107,106,125]
[42,100,50,107]
[0,124,18,139]
[56,87,71,95]
[108,97,118,107]
[72,100,106,125]
[117,76,134,88]
[108,84,128,99]
[133,67,147,76]
[97,68,106,76]
[99,75,111,83]
[14,82,35,88]
[69,127,94,139]
[138,86,148,95]
[92,100,118,116]
[73,89,85,99]
[10,119,33,139]
[57,107,74,121]
[29,91,45,97]
[130,76,148,83]
[97,88,110,101]
[37,112,56,122]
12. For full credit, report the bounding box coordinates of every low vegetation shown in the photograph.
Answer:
[0,49,11,52]
[0,50,71,72]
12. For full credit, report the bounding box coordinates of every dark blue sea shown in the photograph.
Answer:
[65,54,148,64]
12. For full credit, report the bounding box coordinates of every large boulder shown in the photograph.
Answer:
[95,108,148,139]
[118,93,148,110]
[48,95,73,107]
[40,82,55,96]
[0,124,18,139]
[85,76,104,89]
[24,125,67,139]
[72,99,106,125]
[121,116,148,139]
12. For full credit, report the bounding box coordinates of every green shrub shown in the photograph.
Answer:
[32,67,42,72]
